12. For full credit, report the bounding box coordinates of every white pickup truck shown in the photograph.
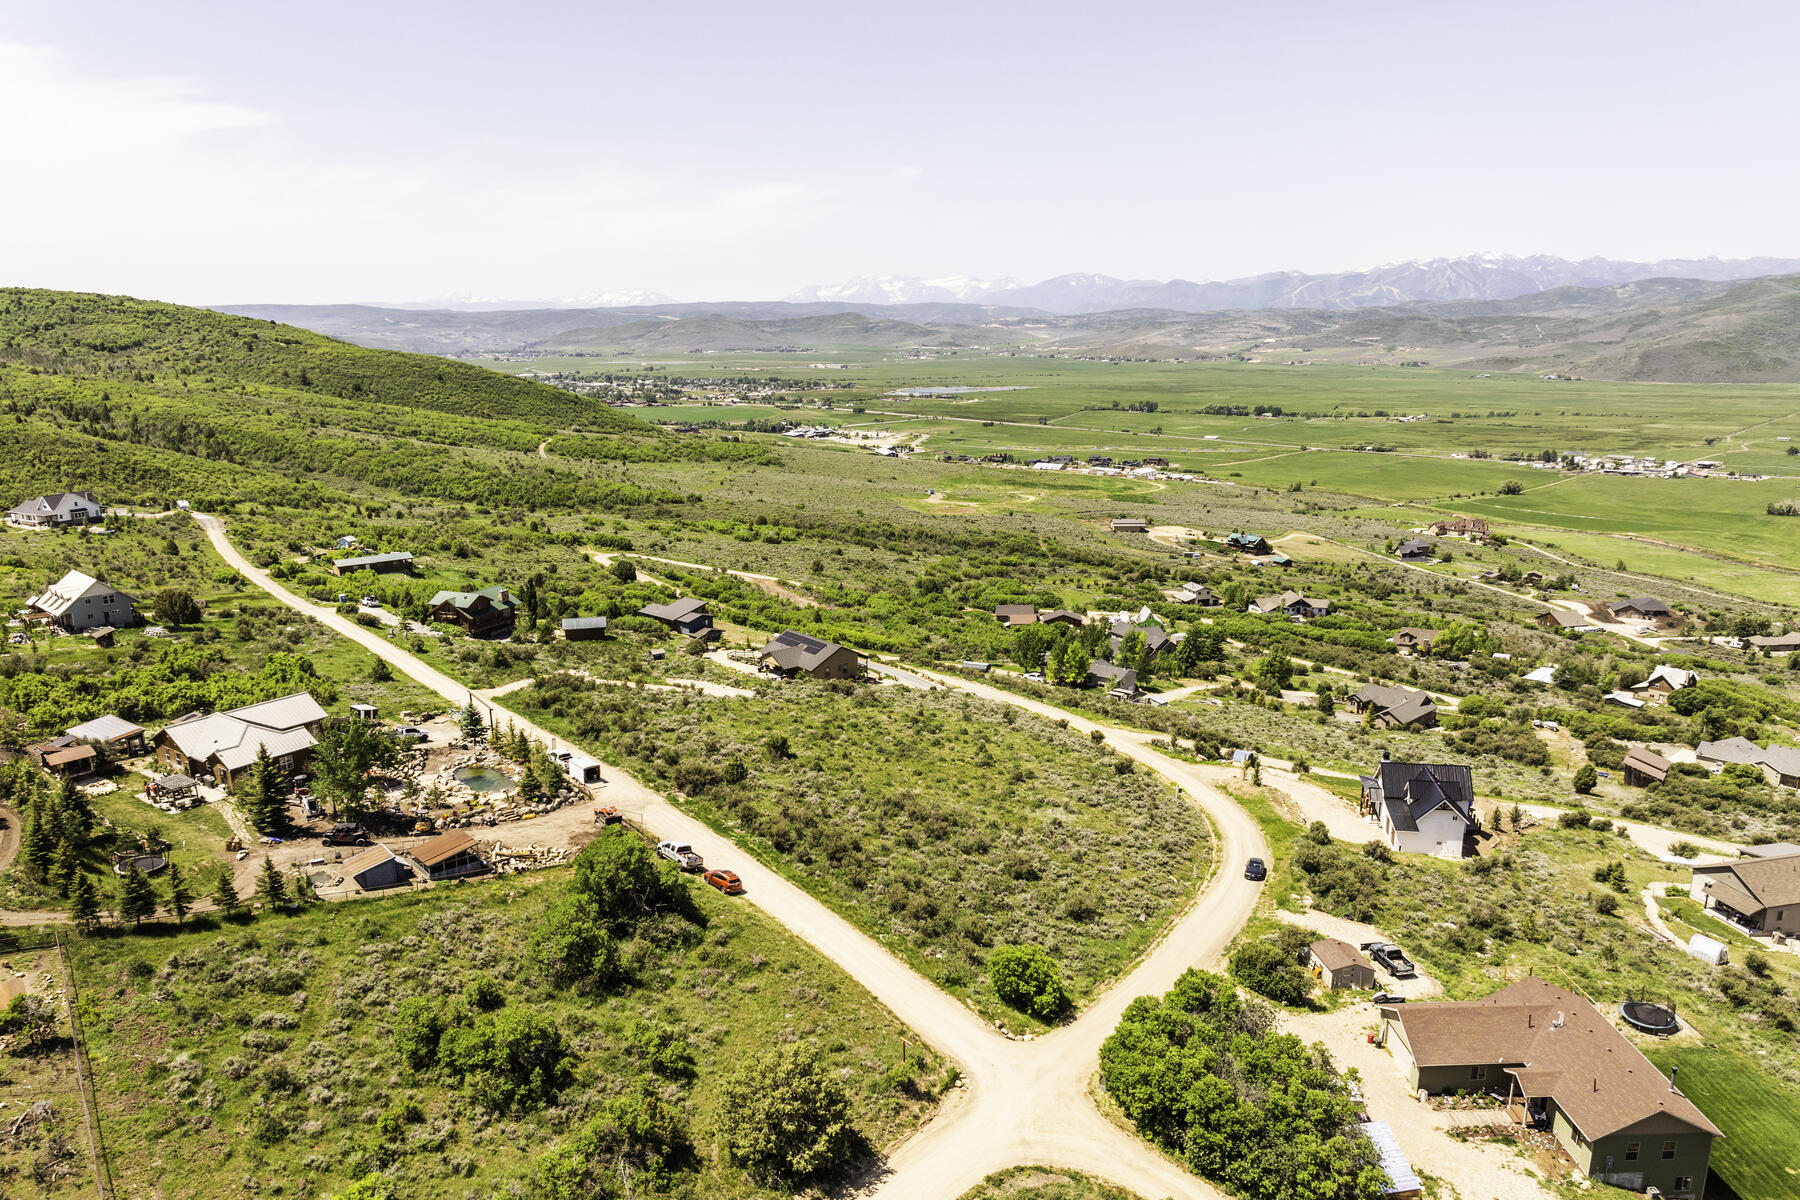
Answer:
[656,841,704,871]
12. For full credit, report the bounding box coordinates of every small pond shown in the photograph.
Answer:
[452,766,514,793]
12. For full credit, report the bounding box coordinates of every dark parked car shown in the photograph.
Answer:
[1361,942,1418,978]
[1372,992,1407,1005]
[1244,857,1267,881]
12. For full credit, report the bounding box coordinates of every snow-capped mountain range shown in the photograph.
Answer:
[783,254,1800,315]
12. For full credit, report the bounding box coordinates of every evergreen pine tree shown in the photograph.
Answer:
[236,746,286,834]
[68,872,102,932]
[255,856,289,911]
[118,865,157,927]
[211,868,243,918]
[20,793,57,883]
[51,839,81,898]
[164,861,193,925]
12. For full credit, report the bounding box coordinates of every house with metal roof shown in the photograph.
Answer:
[65,714,147,756]
[560,616,609,641]
[26,570,137,632]
[758,629,863,680]
[1224,531,1273,555]
[331,551,415,576]
[152,692,329,790]
[1378,978,1718,1197]
[1361,759,1475,859]
[8,491,101,528]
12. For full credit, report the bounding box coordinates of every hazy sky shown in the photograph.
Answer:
[4,0,1797,304]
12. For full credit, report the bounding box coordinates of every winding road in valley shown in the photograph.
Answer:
[193,511,1263,1199]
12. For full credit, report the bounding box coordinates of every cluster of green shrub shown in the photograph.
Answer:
[1099,969,1385,1200]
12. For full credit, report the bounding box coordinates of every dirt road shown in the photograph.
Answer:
[195,511,1257,1200]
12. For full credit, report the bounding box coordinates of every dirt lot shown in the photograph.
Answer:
[1281,1002,1555,1200]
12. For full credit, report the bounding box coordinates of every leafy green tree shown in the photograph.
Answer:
[69,872,102,931]
[609,557,637,583]
[235,746,286,833]
[1011,623,1053,671]
[717,1043,854,1183]
[570,827,687,929]
[255,855,290,910]
[394,996,444,1070]
[211,867,243,918]
[1573,763,1597,794]
[153,588,202,626]
[1253,651,1294,694]
[1499,479,1524,495]
[164,860,193,926]
[439,1007,572,1113]
[368,657,393,682]
[311,718,400,819]
[988,944,1068,1019]
[118,865,157,926]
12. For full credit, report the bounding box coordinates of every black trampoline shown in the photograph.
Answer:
[1620,999,1679,1035]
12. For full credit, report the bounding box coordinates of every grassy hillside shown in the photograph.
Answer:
[71,842,944,1200]
[0,288,723,512]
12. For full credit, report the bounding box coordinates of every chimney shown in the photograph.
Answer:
[1381,748,1391,762]
[1670,1066,1679,1092]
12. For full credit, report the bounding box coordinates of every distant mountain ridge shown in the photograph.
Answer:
[790,254,1800,314]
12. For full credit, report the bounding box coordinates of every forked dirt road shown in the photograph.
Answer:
[193,511,1264,1200]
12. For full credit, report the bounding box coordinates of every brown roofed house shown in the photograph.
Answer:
[1348,684,1438,729]
[1380,977,1719,1197]
[993,604,1037,626]
[1037,609,1086,628]
[1693,848,1800,936]
[759,629,864,680]
[1390,628,1438,656]
[637,596,713,637]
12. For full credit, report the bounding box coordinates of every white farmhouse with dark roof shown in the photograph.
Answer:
[8,491,102,528]
[1361,758,1476,859]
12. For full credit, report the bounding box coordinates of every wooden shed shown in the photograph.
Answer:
[1308,938,1377,990]
[343,844,410,891]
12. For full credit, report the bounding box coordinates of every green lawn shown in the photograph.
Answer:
[1644,1046,1800,1200]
